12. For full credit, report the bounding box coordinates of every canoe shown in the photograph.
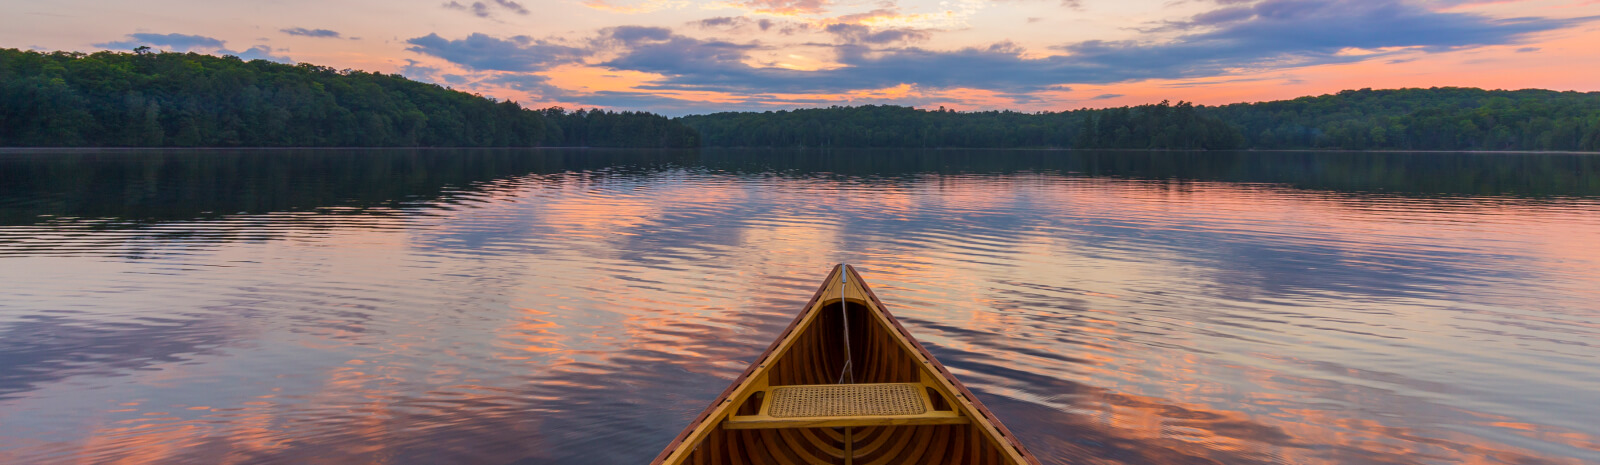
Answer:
[652,265,1040,465]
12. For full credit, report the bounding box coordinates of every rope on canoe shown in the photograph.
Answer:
[838,264,855,384]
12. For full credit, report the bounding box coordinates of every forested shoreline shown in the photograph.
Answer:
[3,48,1597,151]
[684,88,1600,151]
[0,49,698,148]
[683,102,1248,150]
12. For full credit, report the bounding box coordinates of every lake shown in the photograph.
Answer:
[0,148,1596,464]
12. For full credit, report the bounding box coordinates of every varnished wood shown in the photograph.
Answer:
[724,382,967,429]
[726,411,966,429]
[652,265,1041,465]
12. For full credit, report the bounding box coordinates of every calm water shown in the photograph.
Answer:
[1,149,1597,464]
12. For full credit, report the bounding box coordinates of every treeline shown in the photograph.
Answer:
[680,102,1243,150]
[681,88,1600,151]
[1212,87,1600,151]
[0,48,698,148]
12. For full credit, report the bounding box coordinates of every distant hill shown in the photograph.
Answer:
[681,88,1600,151]
[0,48,698,148]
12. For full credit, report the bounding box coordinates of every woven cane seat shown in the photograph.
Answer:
[768,383,927,418]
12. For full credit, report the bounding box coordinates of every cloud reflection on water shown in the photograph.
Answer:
[0,148,1596,464]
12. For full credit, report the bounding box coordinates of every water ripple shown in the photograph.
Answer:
[0,148,1597,464]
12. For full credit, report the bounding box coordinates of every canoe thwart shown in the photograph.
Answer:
[724,382,967,429]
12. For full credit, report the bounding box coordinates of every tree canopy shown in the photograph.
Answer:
[682,89,1600,151]
[680,102,1243,150]
[1212,87,1600,151]
[0,48,698,148]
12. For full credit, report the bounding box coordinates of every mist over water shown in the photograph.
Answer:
[0,148,1596,464]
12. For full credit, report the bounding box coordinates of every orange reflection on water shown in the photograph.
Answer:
[3,156,1596,464]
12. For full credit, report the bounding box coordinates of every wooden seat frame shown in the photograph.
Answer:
[725,379,967,429]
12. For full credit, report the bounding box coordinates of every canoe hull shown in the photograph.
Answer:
[653,265,1039,465]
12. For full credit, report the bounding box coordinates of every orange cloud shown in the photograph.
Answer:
[581,0,687,14]
[740,0,831,15]
[1060,26,1600,111]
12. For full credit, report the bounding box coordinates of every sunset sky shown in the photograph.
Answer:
[4,0,1598,114]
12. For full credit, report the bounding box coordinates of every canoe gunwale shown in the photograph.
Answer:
[649,265,1041,465]
[647,267,838,465]
[846,266,1040,464]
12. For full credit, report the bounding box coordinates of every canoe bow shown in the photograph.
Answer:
[651,265,1040,465]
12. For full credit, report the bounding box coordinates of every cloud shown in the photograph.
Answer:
[281,27,341,38]
[597,28,766,83]
[824,24,930,44]
[594,1,1591,96]
[826,3,986,30]
[495,0,530,14]
[830,8,899,23]
[1075,0,1595,79]
[1156,74,1293,88]
[1155,0,1587,50]
[696,16,741,28]
[739,0,830,14]
[480,73,567,97]
[581,0,689,14]
[692,16,778,32]
[1091,93,1123,100]
[399,59,443,83]
[601,31,1027,93]
[405,33,588,72]
[601,31,1036,93]
[443,0,528,18]
[574,90,722,111]
[607,25,673,43]
[95,33,225,51]
[386,68,566,100]
[94,32,290,63]
[229,45,292,63]
[443,1,492,17]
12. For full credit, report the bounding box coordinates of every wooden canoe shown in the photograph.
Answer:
[652,265,1040,465]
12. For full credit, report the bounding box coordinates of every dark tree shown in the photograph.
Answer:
[678,89,1599,151]
[0,48,697,148]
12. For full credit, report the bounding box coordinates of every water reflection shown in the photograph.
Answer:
[0,148,1596,464]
